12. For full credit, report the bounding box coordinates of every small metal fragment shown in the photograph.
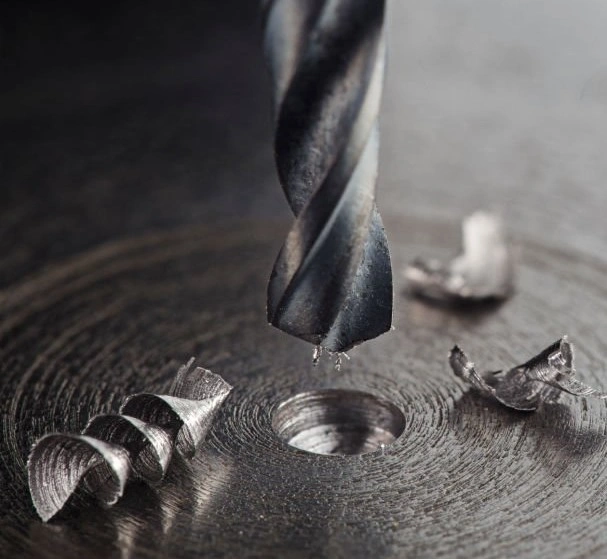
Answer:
[405,211,514,302]
[28,435,130,523]
[83,414,173,483]
[450,336,607,411]
[334,352,350,372]
[311,345,350,371]
[27,358,232,522]
[312,345,323,367]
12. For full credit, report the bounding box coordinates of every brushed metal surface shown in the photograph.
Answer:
[1,0,607,557]
[2,216,607,558]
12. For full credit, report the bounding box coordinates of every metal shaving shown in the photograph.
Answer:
[450,336,607,411]
[312,345,350,371]
[27,359,233,522]
[405,211,514,302]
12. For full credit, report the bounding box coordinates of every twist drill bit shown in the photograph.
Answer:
[263,0,393,353]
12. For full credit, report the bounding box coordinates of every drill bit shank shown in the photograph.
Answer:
[263,0,393,353]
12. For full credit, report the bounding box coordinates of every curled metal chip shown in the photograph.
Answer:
[84,414,173,483]
[405,211,514,302]
[28,434,130,523]
[121,361,233,459]
[27,358,233,521]
[450,336,607,411]
[120,394,224,459]
[169,357,232,400]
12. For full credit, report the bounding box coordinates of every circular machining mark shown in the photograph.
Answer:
[2,216,607,557]
[272,389,406,456]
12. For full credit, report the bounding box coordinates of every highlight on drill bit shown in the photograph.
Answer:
[263,0,393,353]
[27,358,232,522]
[450,336,607,411]
[405,211,514,303]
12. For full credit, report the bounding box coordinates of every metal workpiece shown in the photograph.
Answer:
[4,0,607,554]
[405,211,514,303]
[451,336,607,411]
[27,359,232,522]
[263,0,393,352]
[4,217,607,557]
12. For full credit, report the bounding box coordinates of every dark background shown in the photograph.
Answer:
[2,0,606,291]
[0,0,281,289]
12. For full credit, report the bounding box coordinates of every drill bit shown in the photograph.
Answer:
[263,0,393,353]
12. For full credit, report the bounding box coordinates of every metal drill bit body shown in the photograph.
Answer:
[263,0,393,353]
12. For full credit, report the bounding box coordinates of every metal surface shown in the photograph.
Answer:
[2,0,607,557]
[2,216,607,558]
[263,0,393,352]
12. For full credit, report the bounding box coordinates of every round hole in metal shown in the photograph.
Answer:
[272,389,405,456]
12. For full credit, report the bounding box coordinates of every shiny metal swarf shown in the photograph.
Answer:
[406,211,514,303]
[450,336,607,411]
[27,358,232,522]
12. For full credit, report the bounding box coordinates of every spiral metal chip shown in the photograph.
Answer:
[83,414,173,483]
[28,435,130,523]
[27,358,232,521]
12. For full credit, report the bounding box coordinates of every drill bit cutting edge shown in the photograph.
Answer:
[263,0,393,353]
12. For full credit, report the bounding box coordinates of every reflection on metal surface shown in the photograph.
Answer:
[27,359,232,522]
[272,389,405,455]
[451,336,607,411]
[263,0,393,352]
[109,452,236,559]
[5,218,607,557]
[405,212,514,303]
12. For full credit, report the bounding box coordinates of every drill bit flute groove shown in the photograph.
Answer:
[263,0,393,353]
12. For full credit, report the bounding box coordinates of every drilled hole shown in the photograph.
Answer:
[273,389,405,456]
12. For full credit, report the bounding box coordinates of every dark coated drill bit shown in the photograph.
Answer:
[262,0,393,353]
